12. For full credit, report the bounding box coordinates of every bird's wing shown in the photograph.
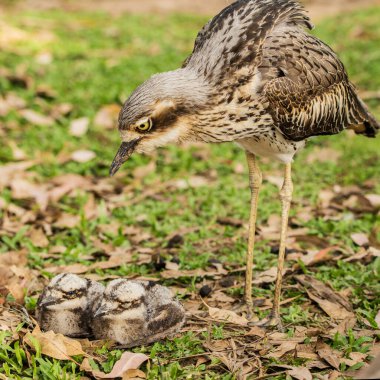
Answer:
[260,30,377,140]
[147,303,185,334]
[183,0,312,83]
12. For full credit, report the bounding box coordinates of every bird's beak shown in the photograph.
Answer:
[109,139,140,176]
[38,295,56,308]
[93,304,111,318]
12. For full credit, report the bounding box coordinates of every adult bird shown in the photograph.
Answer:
[109,0,379,328]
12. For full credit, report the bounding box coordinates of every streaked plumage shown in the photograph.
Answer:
[109,0,379,327]
[36,273,104,338]
[91,280,185,346]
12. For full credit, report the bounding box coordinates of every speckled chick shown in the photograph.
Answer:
[36,273,105,338]
[91,279,185,346]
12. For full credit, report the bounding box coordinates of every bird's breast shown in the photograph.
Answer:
[237,130,306,164]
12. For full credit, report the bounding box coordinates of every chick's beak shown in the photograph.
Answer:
[109,139,140,176]
[38,295,56,308]
[93,304,111,318]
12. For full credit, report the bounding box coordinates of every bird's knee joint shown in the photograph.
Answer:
[279,183,293,202]
[249,171,263,191]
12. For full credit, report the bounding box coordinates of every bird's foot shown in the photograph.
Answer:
[249,312,284,332]
[233,300,259,322]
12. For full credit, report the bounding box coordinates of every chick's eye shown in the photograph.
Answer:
[66,291,77,299]
[136,118,152,132]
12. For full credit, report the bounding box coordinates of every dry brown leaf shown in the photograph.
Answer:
[160,269,220,279]
[296,275,354,320]
[0,161,36,190]
[351,233,370,247]
[253,267,288,285]
[69,117,89,137]
[94,104,120,129]
[287,366,312,380]
[356,353,380,379]
[122,369,146,379]
[9,141,27,160]
[365,194,380,208]
[133,161,156,179]
[300,246,338,266]
[24,327,86,360]
[207,305,248,326]
[247,326,266,338]
[20,109,54,126]
[54,213,80,229]
[81,351,148,379]
[10,178,48,210]
[174,175,210,189]
[0,308,25,339]
[45,263,89,275]
[29,228,49,248]
[35,52,53,65]
[318,189,335,209]
[267,341,298,358]
[329,317,357,336]
[71,150,96,163]
[316,340,341,370]
[375,310,380,328]
[343,248,371,263]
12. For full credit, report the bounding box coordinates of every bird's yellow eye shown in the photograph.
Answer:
[136,118,152,132]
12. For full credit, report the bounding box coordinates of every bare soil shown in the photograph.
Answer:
[4,0,380,20]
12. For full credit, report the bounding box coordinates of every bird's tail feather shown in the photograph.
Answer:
[350,99,380,138]
[347,84,379,138]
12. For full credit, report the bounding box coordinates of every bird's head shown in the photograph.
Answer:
[38,273,89,311]
[110,69,210,176]
[93,280,146,319]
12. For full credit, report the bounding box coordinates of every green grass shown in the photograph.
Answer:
[0,5,379,380]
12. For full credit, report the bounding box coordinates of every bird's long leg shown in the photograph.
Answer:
[244,153,262,320]
[264,162,293,330]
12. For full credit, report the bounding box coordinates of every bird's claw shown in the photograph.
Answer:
[249,312,284,332]
[233,300,259,322]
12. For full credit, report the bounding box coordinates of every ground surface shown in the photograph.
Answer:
[3,0,380,20]
[0,3,379,380]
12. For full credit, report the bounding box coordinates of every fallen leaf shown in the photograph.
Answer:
[267,341,298,358]
[174,175,210,189]
[29,228,49,248]
[365,194,380,208]
[71,150,96,163]
[316,340,341,370]
[35,51,53,65]
[20,109,54,126]
[10,178,48,210]
[351,233,370,247]
[296,275,354,320]
[54,213,80,228]
[160,269,220,279]
[81,351,148,379]
[94,104,120,129]
[300,246,338,266]
[356,353,380,379]
[24,327,86,360]
[69,117,89,137]
[375,310,380,328]
[207,305,248,326]
[133,161,156,179]
[9,141,27,160]
[253,267,288,285]
[287,366,312,380]
[122,369,146,379]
